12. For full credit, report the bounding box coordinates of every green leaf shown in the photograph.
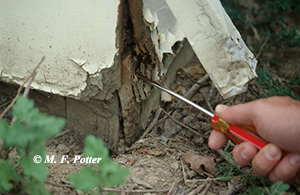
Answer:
[0,119,9,139]
[19,156,48,181]
[0,95,67,194]
[27,139,47,156]
[83,135,109,159]
[215,175,232,181]
[240,185,265,195]
[4,122,32,148]
[29,113,65,138]
[98,158,130,187]
[67,167,101,191]
[223,151,232,158]
[269,181,290,194]
[90,190,102,195]
[11,96,65,140]
[12,95,35,120]
[68,136,130,191]
[0,158,21,192]
[22,177,50,195]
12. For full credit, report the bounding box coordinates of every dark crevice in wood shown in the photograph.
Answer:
[118,0,162,145]
[118,0,142,145]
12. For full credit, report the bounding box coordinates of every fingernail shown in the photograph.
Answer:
[290,153,300,166]
[241,149,251,160]
[265,144,281,161]
[215,104,227,113]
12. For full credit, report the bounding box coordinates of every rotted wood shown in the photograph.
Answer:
[118,0,161,144]
[129,0,161,103]
[128,0,160,78]
[119,52,143,144]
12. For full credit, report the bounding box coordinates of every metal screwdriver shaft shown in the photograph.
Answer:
[136,73,214,118]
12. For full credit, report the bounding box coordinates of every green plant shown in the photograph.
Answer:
[216,152,292,194]
[270,26,300,47]
[265,0,300,12]
[67,135,130,194]
[256,0,292,27]
[221,0,300,49]
[0,95,66,194]
[0,95,130,195]
[216,151,246,181]
[287,74,300,85]
[256,68,299,100]
[240,180,291,195]
[268,181,291,194]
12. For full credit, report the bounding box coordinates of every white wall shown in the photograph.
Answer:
[0,0,119,98]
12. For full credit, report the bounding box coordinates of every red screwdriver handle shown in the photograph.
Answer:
[211,115,267,150]
[229,125,267,150]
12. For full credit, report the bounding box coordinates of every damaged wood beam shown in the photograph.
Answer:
[118,0,156,144]
[128,0,160,79]
[119,52,142,144]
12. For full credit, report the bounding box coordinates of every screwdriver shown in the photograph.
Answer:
[136,73,267,150]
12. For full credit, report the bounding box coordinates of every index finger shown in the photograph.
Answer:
[215,103,256,126]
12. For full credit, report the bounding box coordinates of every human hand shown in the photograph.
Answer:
[208,96,300,183]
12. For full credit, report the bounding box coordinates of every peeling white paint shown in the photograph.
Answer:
[82,63,100,75]
[226,38,257,71]
[0,0,119,98]
[143,7,159,31]
[165,0,257,98]
[69,58,101,75]
[142,0,186,79]
[69,58,87,67]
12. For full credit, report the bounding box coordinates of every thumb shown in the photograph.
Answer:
[215,103,255,126]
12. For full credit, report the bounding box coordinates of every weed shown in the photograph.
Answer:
[220,0,300,99]
[265,0,300,12]
[216,152,292,194]
[216,151,245,181]
[256,68,299,100]
[67,135,130,194]
[287,74,300,86]
[269,26,300,47]
[221,0,300,49]
[240,181,291,195]
[0,95,130,194]
[0,95,65,194]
